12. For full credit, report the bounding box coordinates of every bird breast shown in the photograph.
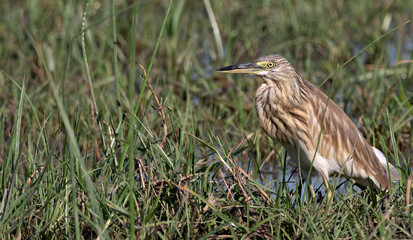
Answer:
[255,82,314,161]
[255,83,309,147]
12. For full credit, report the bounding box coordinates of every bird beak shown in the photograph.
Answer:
[216,62,265,75]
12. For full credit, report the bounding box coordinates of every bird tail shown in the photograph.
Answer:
[372,146,400,183]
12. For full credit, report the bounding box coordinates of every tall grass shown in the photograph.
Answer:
[0,0,412,239]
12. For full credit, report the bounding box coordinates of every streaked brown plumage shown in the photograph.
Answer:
[217,54,399,191]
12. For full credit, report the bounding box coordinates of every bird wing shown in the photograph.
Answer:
[304,81,392,189]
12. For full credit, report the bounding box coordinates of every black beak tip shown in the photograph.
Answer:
[216,62,260,72]
[216,65,233,72]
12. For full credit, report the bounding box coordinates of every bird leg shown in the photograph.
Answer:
[307,178,316,199]
[323,177,333,204]
[300,170,316,199]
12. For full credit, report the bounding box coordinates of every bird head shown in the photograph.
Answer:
[216,54,295,81]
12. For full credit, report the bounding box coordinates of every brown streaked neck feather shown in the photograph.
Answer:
[261,67,310,108]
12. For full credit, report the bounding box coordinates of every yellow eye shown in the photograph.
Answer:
[267,62,275,68]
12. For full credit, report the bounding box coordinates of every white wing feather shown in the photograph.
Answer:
[371,147,399,183]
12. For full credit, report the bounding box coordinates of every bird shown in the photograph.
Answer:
[217,54,399,196]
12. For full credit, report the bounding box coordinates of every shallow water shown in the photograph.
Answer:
[247,151,358,200]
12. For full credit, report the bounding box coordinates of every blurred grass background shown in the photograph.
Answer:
[0,0,412,239]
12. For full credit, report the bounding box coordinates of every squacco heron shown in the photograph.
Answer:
[217,54,399,195]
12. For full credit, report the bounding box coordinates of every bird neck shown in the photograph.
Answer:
[261,72,309,108]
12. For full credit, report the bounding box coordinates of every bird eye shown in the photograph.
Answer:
[267,62,275,68]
